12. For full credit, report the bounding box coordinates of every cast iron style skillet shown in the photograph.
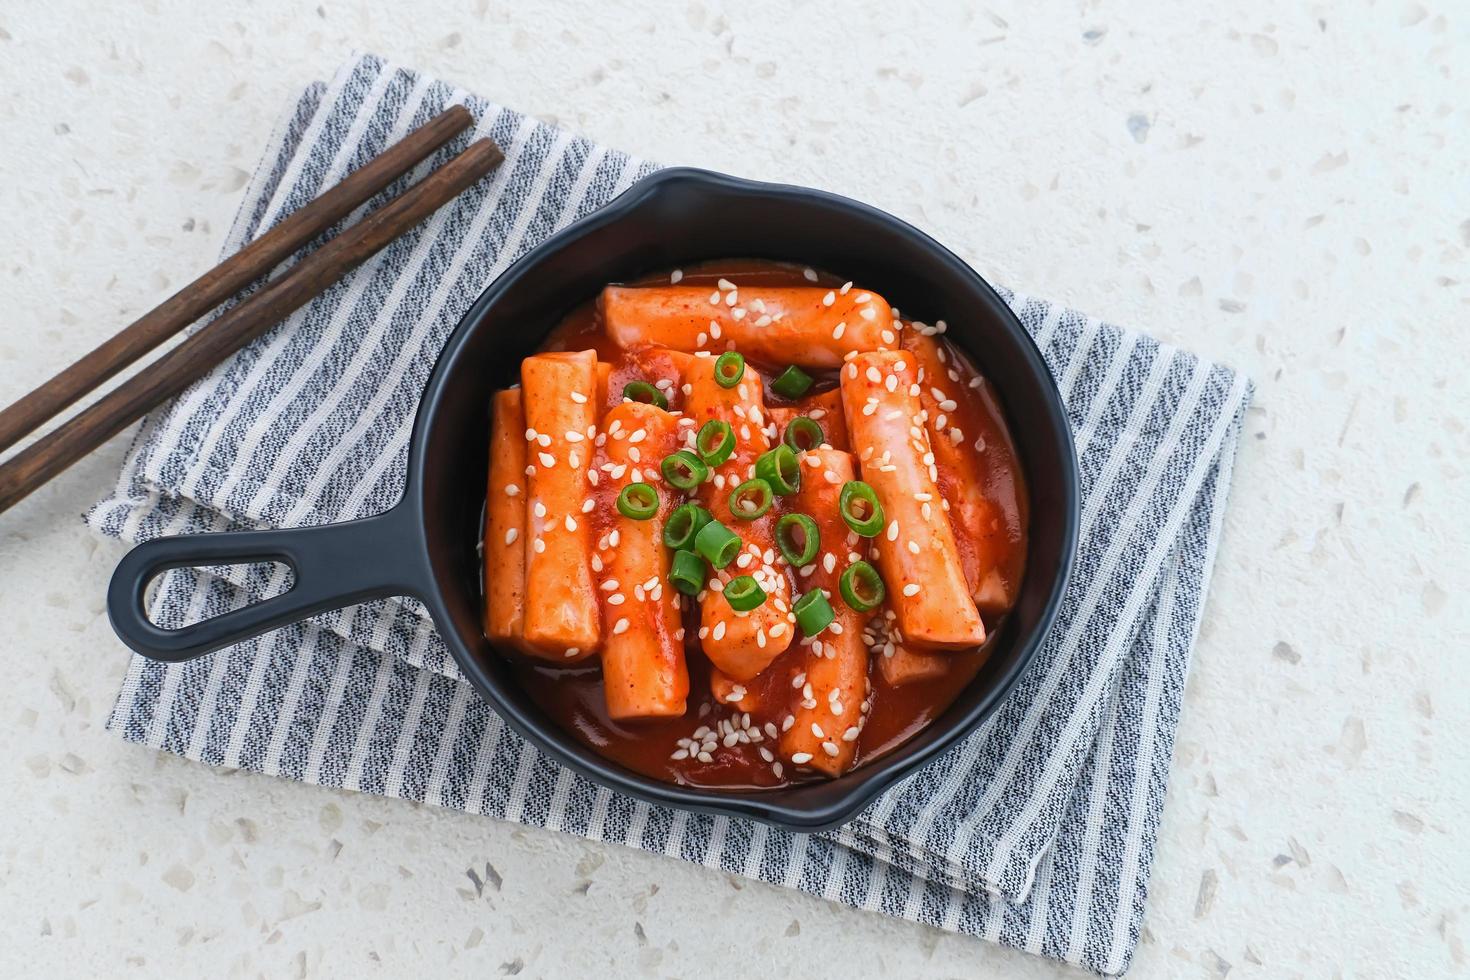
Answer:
[108,168,1080,832]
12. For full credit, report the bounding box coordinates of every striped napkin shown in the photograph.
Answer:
[88,54,1251,976]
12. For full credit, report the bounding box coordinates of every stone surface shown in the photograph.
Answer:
[0,1,1466,976]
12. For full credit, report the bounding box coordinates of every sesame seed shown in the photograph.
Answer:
[902,583,920,597]
[538,451,556,468]
[822,742,839,757]
[822,291,836,307]
[907,540,920,554]
[865,366,882,384]
[524,427,537,441]
[607,593,625,606]
[940,399,958,412]
[612,618,630,635]
[671,269,684,284]
[860,306,877,320]
[803,267,818,282]
[790,752,813,764]
[565,647,580,658]
[709,290,721,305]
[831,321,846,340]
[504,528,518,545]
[537,432,552,447]
[533,538,546,554]
[881,330,896,344]
[886,520,899,541]
[713,621,727,641]
[843,726,860,742]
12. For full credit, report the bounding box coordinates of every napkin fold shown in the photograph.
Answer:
[88,54,1250,976]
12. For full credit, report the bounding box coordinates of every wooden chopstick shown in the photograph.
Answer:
[0,137,504,516]
[0,104,475,457]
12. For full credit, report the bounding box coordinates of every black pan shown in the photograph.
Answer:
[108,168,1079,832]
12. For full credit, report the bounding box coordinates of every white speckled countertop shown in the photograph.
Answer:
[1,2,1466,976]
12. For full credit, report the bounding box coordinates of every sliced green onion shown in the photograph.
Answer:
[839,560,885,612]
[775,513,820,566]
[728,478,773,520]
[617,482,659,520]
[838,480,884,537]
[783,416,825,453]
[663,502,713,550]
[669,549,707,596]
[622,380,667,409]
[714,351,745,388]
[771,364,814,399]
[696,419,735,467]
[754,444,800,496]
[660,450,709,490]
[694,519,742,569]
[723,574,767,612]
[794,588,835,636]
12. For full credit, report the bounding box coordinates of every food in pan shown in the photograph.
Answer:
[483,261,1027,787]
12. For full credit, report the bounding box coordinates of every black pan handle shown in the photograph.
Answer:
[107,507,431,662]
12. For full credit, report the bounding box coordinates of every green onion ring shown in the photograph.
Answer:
[660,450,709,491]
[794,588,836,636]
[838,480,884,537]
[782,416,824,453]
[669,549,708,595]
[616,482,659,520]
[754,444,800,495]
[728,478,774,520]
[694,519,742,569]
[723,574,767,612]
[775,513,820,566]
[839,560,885,612]
[695,419,736,467]
[622,380,667,409]
[770,364,814,400]
[713,351,745,388]
[663,502,713,550]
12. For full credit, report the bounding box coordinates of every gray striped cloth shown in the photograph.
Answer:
[87,54,1251,976]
